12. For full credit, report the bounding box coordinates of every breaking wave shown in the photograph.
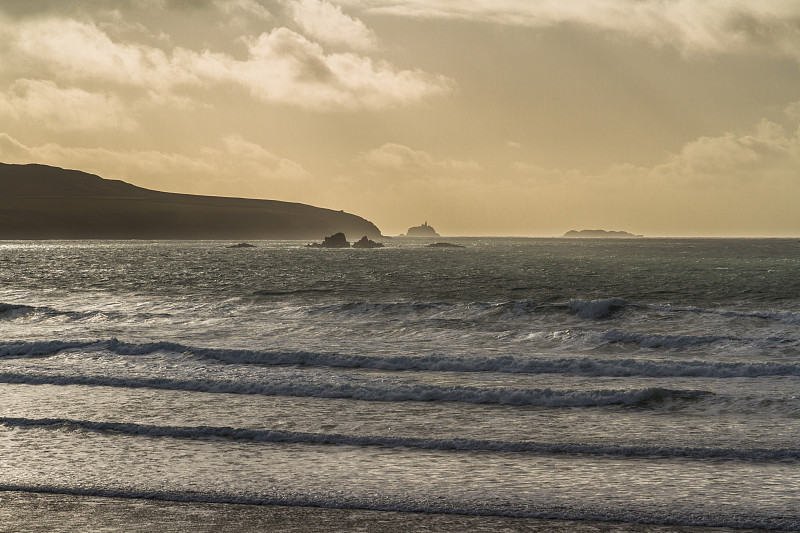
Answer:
[3,339,800,377]
[2,416,796,461]
[0,301,120,322]
[601,330,740,349]
[0,302,37,319]
[0,340,100,358]
[3,296,799,326]
[271,297,800,327]
[0,372,708,407]
[567,298,628,318]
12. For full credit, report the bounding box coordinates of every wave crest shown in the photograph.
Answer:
[2,416,795,460]
[567,298,628,318]
[0,371,708,407]
[3,339,800,377]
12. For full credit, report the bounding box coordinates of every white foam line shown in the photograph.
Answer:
[2,417,796,461]
[3,338,800,377]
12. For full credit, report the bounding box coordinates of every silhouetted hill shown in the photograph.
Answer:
[0,163,381,239]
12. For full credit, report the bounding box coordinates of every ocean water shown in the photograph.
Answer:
[1,238,798,531]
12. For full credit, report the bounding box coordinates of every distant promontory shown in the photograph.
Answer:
[563,229,643,238]
[0,163,381,240]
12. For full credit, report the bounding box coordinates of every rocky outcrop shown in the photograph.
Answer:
[353,236,384,248]
[405,221,439,237]
[308,232,350,248]
[226,242,256,248]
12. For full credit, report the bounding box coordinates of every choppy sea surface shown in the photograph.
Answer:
[1,238,798,531]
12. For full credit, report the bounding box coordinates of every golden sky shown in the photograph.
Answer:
[1,0,799,236]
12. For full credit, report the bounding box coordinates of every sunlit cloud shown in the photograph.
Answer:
[338,0,800,61]
[7,18,193,90]
[226,28,451,109]
[2,15,451,110]
[289,0,377,50]
[654,119,800,183]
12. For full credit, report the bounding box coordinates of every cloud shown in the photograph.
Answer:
[225,28,451,109]
[213,0,273,30]
[0,132,31,160]
[7,17,192,90]
[0,79,136,131]
[785,100,800,121]
[214,0,272,20]
[0,132,312,199]
[513,119,800,186]
[357,143,481,175]
[654,119,800,183]
[213,134,311,182]
[3,16,450,110]
[289,0,377,50]
[337,0,800,62]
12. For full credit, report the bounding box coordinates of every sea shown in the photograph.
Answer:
[0,238,798,532]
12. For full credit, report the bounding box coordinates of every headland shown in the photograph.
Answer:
[0,163,381,240]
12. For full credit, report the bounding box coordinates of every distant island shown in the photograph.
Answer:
[405,221,439,237]
[0,163,381,240]
[563,229,644,238]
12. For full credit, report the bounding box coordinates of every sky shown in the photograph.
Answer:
[1,0,799,236]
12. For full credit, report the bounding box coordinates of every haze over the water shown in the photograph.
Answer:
[0,1,798,237]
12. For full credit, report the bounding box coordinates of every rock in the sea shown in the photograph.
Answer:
[405,221,439,237]
[562,229,643,238]
[353,236,384,248]
[308,232,351,248]
[426,242,464,248]
[226,242,256,248]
